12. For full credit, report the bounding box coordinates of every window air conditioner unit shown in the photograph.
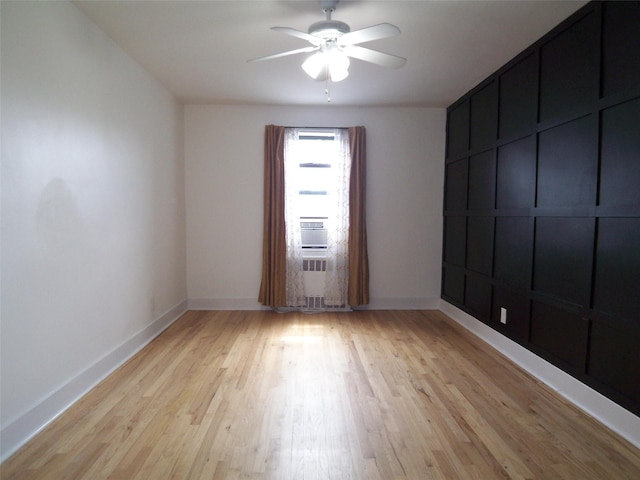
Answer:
[300,219,327,249]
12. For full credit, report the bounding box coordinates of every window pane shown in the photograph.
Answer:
[292,131,341,219]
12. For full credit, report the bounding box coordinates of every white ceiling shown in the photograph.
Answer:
[73,0,587,108]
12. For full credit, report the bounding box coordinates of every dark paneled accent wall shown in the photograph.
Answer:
[442,1,640,416]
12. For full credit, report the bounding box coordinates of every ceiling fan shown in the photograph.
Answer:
[247,0,406,83]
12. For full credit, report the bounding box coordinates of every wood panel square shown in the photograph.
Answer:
[537,116,597,208]
[533,217,594,306]
[465,273,492,321]
[531,301,589,370]
[499,53,537,139]
[470,81,498,151]
[494,216,531,288]
[444,216,466,267]
[466,216,494,275]
[497,136,535,209]
[589,320,640,404]
[593,218,640,321]
[600,98,640,207]
[468,150,495,210]
[602,1,640,97]
[539,11,598,122]
[447,101,469,161]
[445,159,468,211]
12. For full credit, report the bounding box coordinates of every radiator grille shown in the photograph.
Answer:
[303,258,328,311]
[305,296,326,310]
[303,296,346,311]
[303,258,327,272]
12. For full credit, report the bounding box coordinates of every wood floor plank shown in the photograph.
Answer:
[3,309,640,479]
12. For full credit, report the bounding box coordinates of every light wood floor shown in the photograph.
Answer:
[3,310,640,479]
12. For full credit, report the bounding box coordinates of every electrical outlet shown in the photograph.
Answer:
[500,307,507,324]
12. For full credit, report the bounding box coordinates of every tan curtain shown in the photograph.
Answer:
[258,125,287,307]
[348,126,370,306]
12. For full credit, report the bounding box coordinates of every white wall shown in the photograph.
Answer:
[185,105,446,309]
[0,2,187,459]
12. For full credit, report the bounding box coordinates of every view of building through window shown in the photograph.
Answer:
[292,130,337,222]
[287,129,346,250]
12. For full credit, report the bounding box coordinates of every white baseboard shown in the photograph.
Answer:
[357,297,441,310]
[188,297,441,311]
[0,300,188,463]
[188,298,269,310]
[439,299,640,449]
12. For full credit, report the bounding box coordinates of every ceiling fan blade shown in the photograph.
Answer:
[338,23,401,46]
[247,46,319,63]
[271,26,323,46]
[343,45,406,69]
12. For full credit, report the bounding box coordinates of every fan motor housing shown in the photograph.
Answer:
[308,20,350,39]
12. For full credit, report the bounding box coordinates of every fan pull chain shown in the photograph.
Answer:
[325,77,331,103]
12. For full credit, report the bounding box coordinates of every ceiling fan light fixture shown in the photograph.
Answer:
[248,0,406,95]
[301,52,325,79]
[301,46,349,82]
[328,49,349,82]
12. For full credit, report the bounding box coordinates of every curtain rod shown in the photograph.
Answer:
[283,126,348,129]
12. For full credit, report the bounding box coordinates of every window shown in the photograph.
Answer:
[259,125,369,309]
[287,130,340,219]
[284,128,350,307]
[287,130,341,249]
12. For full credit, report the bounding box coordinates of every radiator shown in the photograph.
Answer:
[302,258,348,311]
[303,257,327,310]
